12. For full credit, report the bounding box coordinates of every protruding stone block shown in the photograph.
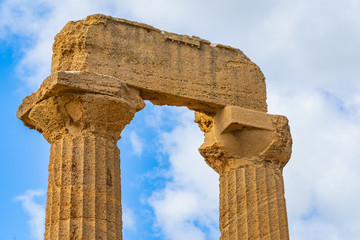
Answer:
[198,106,292,172]
[215,105,275,133]
[17,71,144,133]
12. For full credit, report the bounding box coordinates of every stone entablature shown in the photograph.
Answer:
[51,14,267,113]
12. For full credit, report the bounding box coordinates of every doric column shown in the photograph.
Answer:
[17,73,145,240]
[196,106,292,240]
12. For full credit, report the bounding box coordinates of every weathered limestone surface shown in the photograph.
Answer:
[51,14,267,113]
[17,14,292,240]
[18,78,144,239]
[196,106,292,240]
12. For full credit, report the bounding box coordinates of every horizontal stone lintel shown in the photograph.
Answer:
[50,14,268,113]
[17,71,225,129]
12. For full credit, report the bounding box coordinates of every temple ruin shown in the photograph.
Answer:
[17,14,292,240]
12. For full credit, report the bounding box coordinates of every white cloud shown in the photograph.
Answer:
[2,0,360,239]
[0,0,131,88]
[268,88,360,239]
[15,189,46,240]
[129,131,144,156]
[144,105,167,128]
[123,206,136,231]
[149,108,219,240]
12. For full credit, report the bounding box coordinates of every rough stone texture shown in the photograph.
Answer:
[17,14,292,240]
[46,132,122,239]
[218,165,289,240]
[51,14,267,113]
[19,79,145,239]
[197,106,292,240]
[17,71,144,132]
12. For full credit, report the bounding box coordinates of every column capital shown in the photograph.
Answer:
[17,71,145,143]
[196,106,292,173]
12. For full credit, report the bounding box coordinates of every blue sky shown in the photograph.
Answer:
[0,0,360,239]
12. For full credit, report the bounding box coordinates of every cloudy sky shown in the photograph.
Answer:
[0,0,359,239]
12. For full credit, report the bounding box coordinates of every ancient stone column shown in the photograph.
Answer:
[196,106,292,240]
[17,73,145,239]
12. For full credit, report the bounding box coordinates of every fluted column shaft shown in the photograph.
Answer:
[18,83,145,240]
[196,107,292,240]
[45,131,122,239]
[219,164,289,240]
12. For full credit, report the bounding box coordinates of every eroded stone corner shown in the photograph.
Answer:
[17,71,145,143]
[196,106,293,173]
